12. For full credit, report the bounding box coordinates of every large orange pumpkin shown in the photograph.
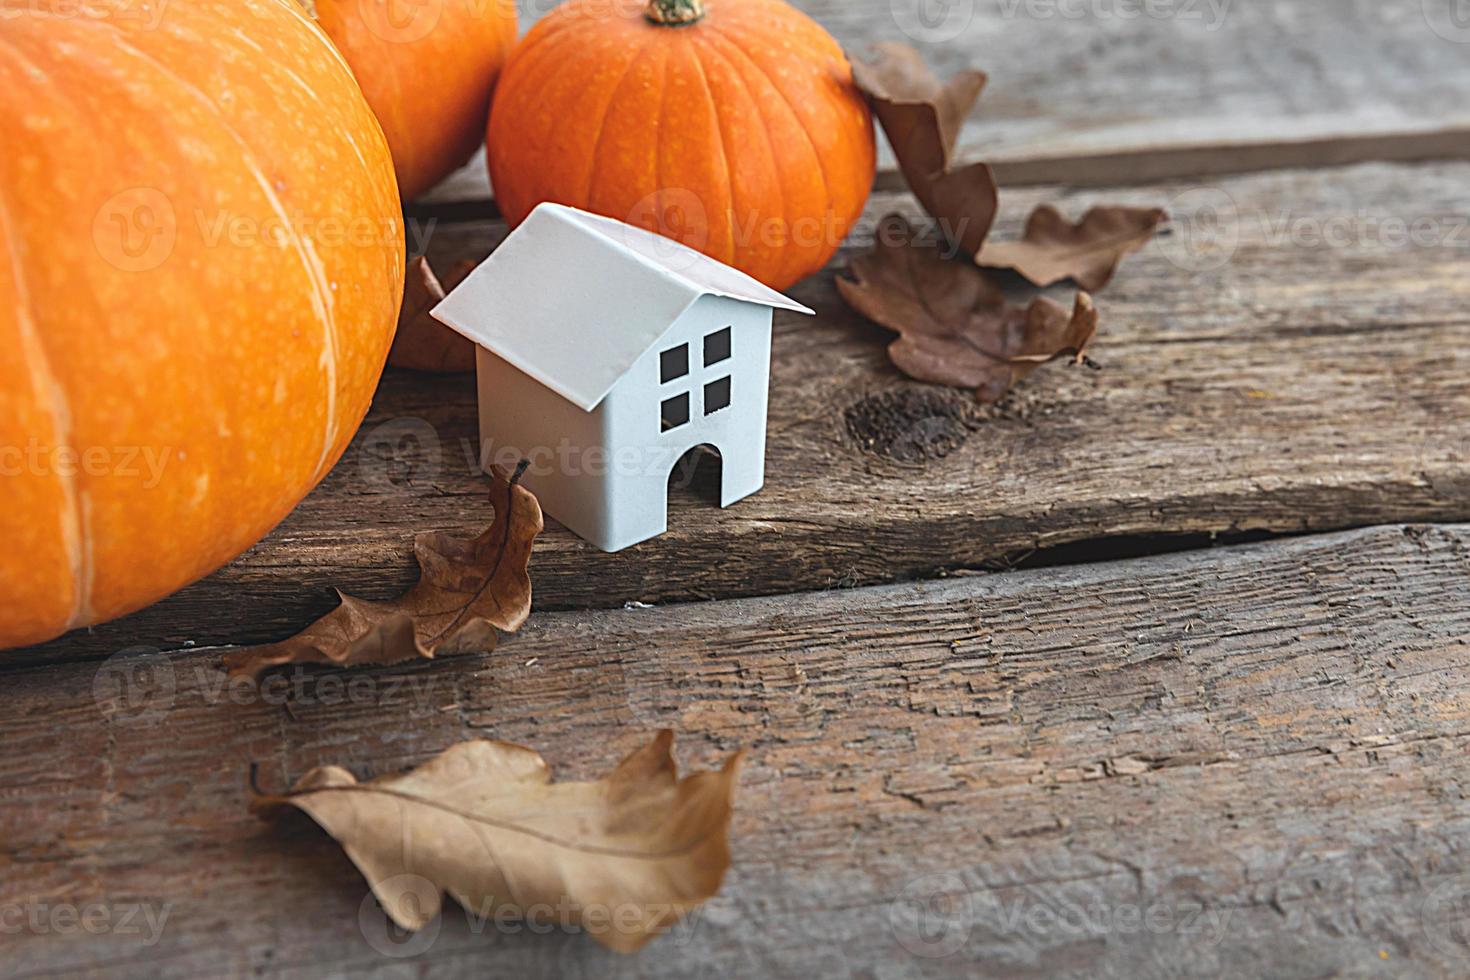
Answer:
[486,0,875,291]
[308,0,518,201]
[0,0,404,649]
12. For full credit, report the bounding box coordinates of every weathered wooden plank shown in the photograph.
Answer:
[3,524,1470,976]
[14,159,1470,665]
[420,0,1470,204]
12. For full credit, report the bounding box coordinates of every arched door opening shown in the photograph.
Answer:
[667,444,723,509]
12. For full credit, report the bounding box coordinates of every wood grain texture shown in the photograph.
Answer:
[422,0,1470,204]
[3,524,1470,976]
[14,159,1470,665]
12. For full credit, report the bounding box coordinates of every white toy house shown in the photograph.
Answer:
[430,203,813,552]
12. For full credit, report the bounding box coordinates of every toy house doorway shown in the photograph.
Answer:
[668,444,723,509]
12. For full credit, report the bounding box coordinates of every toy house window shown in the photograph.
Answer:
[661,392,690,431]
[660,344,688,383]
[704,327,731,366]
[704,376,731,415]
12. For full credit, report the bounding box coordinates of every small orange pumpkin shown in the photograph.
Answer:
[0,0,403,649]
[486,0,876,291]
[309,0,519,201]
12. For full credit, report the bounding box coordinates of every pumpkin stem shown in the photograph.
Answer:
[646,0,705,25]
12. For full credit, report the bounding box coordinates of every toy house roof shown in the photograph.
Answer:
[430,203,814,412]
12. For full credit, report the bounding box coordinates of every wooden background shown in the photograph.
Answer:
[6,0,1470,976]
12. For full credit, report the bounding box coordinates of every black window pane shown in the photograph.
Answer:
[661,392,690,431]
[704,376,731,415]
[704,327,731,366]
[660,344,688,383]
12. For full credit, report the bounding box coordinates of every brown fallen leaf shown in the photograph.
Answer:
[388,256,479,372]
[849,42,998,257]
[224,461,542,681]
[253,730,741,954]
[977,204,1168,291]
[838,215,1099,403]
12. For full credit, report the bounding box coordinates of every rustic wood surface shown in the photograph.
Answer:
[9,3,1470,974]
[422,0,1470,205]
[17,160,1470,666]
[3,525,1470,977]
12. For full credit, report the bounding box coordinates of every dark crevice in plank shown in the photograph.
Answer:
[970,526,1284,573]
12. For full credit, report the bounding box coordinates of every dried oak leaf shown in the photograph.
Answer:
[224,462,542,682]
[388,256,479,372]
[977,204,1167,291]
[849,42,998,257]
[838,215,1098,403]
[253,730,741,954]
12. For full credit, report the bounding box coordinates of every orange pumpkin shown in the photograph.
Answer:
[308,0,518,201]
[486,0,876,291]
[0,0,403,649]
